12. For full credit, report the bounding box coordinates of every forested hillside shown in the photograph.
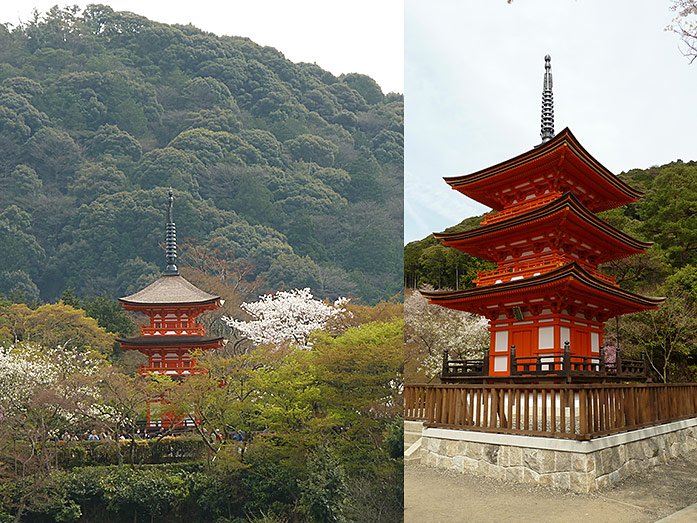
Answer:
[0,5,403,305]
[405,160,697,381]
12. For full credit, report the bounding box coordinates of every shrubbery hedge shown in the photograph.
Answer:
[50,437,209,467]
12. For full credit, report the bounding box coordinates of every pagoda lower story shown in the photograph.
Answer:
[427,263,662,381]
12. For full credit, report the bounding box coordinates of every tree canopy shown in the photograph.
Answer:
[0,5,403,306]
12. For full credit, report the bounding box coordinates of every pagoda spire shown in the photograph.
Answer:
[540,54,554,143]
[164,188,178,275]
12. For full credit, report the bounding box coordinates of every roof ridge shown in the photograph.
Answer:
[433,191,653,252]
[421,261,664,306]
[119,273,220,305]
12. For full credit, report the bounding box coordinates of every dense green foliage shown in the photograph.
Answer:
[0,5,403,305]
[404,214,494,290]
[52,438,208,468]
[406,160,697,381]
[0,319,404,522]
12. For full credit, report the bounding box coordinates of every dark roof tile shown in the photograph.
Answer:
[119,274,220,305]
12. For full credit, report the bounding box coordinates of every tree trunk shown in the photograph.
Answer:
[663,337,671,383]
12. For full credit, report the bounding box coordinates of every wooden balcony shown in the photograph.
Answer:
[442,354,488,378]
[404,382,697,441]
[441,343,648,383]
[509,346,648,381]
[474,255,616,287]
[480,192,563,225]
[140,326,206,336]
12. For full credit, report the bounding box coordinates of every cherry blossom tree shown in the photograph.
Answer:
[222,288,348,349]
[670,1,697,63]
[0,342,103,417]
[0,342,105,519]
[404,290,489,379]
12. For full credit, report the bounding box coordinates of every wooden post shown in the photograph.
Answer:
[442,349,450,377]
[483,348,490,375]
[579,388,588,436]
[616,347,623,377]
[510,345,517,375]
[563,341,571,378]
[642,352,650,382]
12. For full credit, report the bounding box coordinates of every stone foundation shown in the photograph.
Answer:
[417,418,697,492]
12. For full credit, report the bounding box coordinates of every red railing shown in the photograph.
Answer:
[140,326,206,336]
[139,364,206,376]
[404,383,697,440]
[474,254,616,286]
[480,192,563,225]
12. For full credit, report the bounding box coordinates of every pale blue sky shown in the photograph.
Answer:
[405,0,697,243]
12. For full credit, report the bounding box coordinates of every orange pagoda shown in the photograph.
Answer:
[117,191,224,423]
[424,56,663,382]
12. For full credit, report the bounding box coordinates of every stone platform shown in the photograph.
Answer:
[414,417,697,492]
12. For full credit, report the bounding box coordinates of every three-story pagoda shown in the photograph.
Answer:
[424,56,664,380]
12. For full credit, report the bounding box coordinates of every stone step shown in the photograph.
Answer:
[404,436,423,461]
[404,420,425,433]
[404,420,424,450]
[404,432,421,446]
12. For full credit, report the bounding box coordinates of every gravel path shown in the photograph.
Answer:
[405,449,697,522]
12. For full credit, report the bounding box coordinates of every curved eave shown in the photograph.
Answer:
[119,274,221,307]
[117,336,224,349]
[119,298,221,309]
[422,262,664,311]
[443,128,642,209]
[433,192,652,262]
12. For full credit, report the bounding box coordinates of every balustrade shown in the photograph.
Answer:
[140,326,206,336]
[441,342,647,381]
[480,192,563,225]
[474,254,615,287]
[404,382,697,440]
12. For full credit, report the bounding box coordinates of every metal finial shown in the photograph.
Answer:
[167,188,173,223]
[164,188,178,275]
[540,55,554,143]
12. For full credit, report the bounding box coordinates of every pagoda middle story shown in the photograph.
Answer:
[423,56,664,382]
[117,190,224,380]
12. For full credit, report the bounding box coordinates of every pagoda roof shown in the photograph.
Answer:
[434,192,652,263]
[422,262,664,317]
[119,274,220,306]
[117,335,224,348]
[444,128,642,212]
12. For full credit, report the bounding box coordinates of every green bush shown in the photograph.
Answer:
[239,439,302,519]
[100,467,188,521]
[54,437,208,468]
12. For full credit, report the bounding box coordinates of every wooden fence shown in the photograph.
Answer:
[404,383,697,441]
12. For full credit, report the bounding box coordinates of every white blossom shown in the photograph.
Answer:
[222,288,348,349]
[405,290,489,378]
[0,342,102,418]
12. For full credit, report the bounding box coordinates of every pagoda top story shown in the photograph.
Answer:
[118,190,221,312]
[443,128,643,213]
[120,274,220,307]
[442,58,641,215]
